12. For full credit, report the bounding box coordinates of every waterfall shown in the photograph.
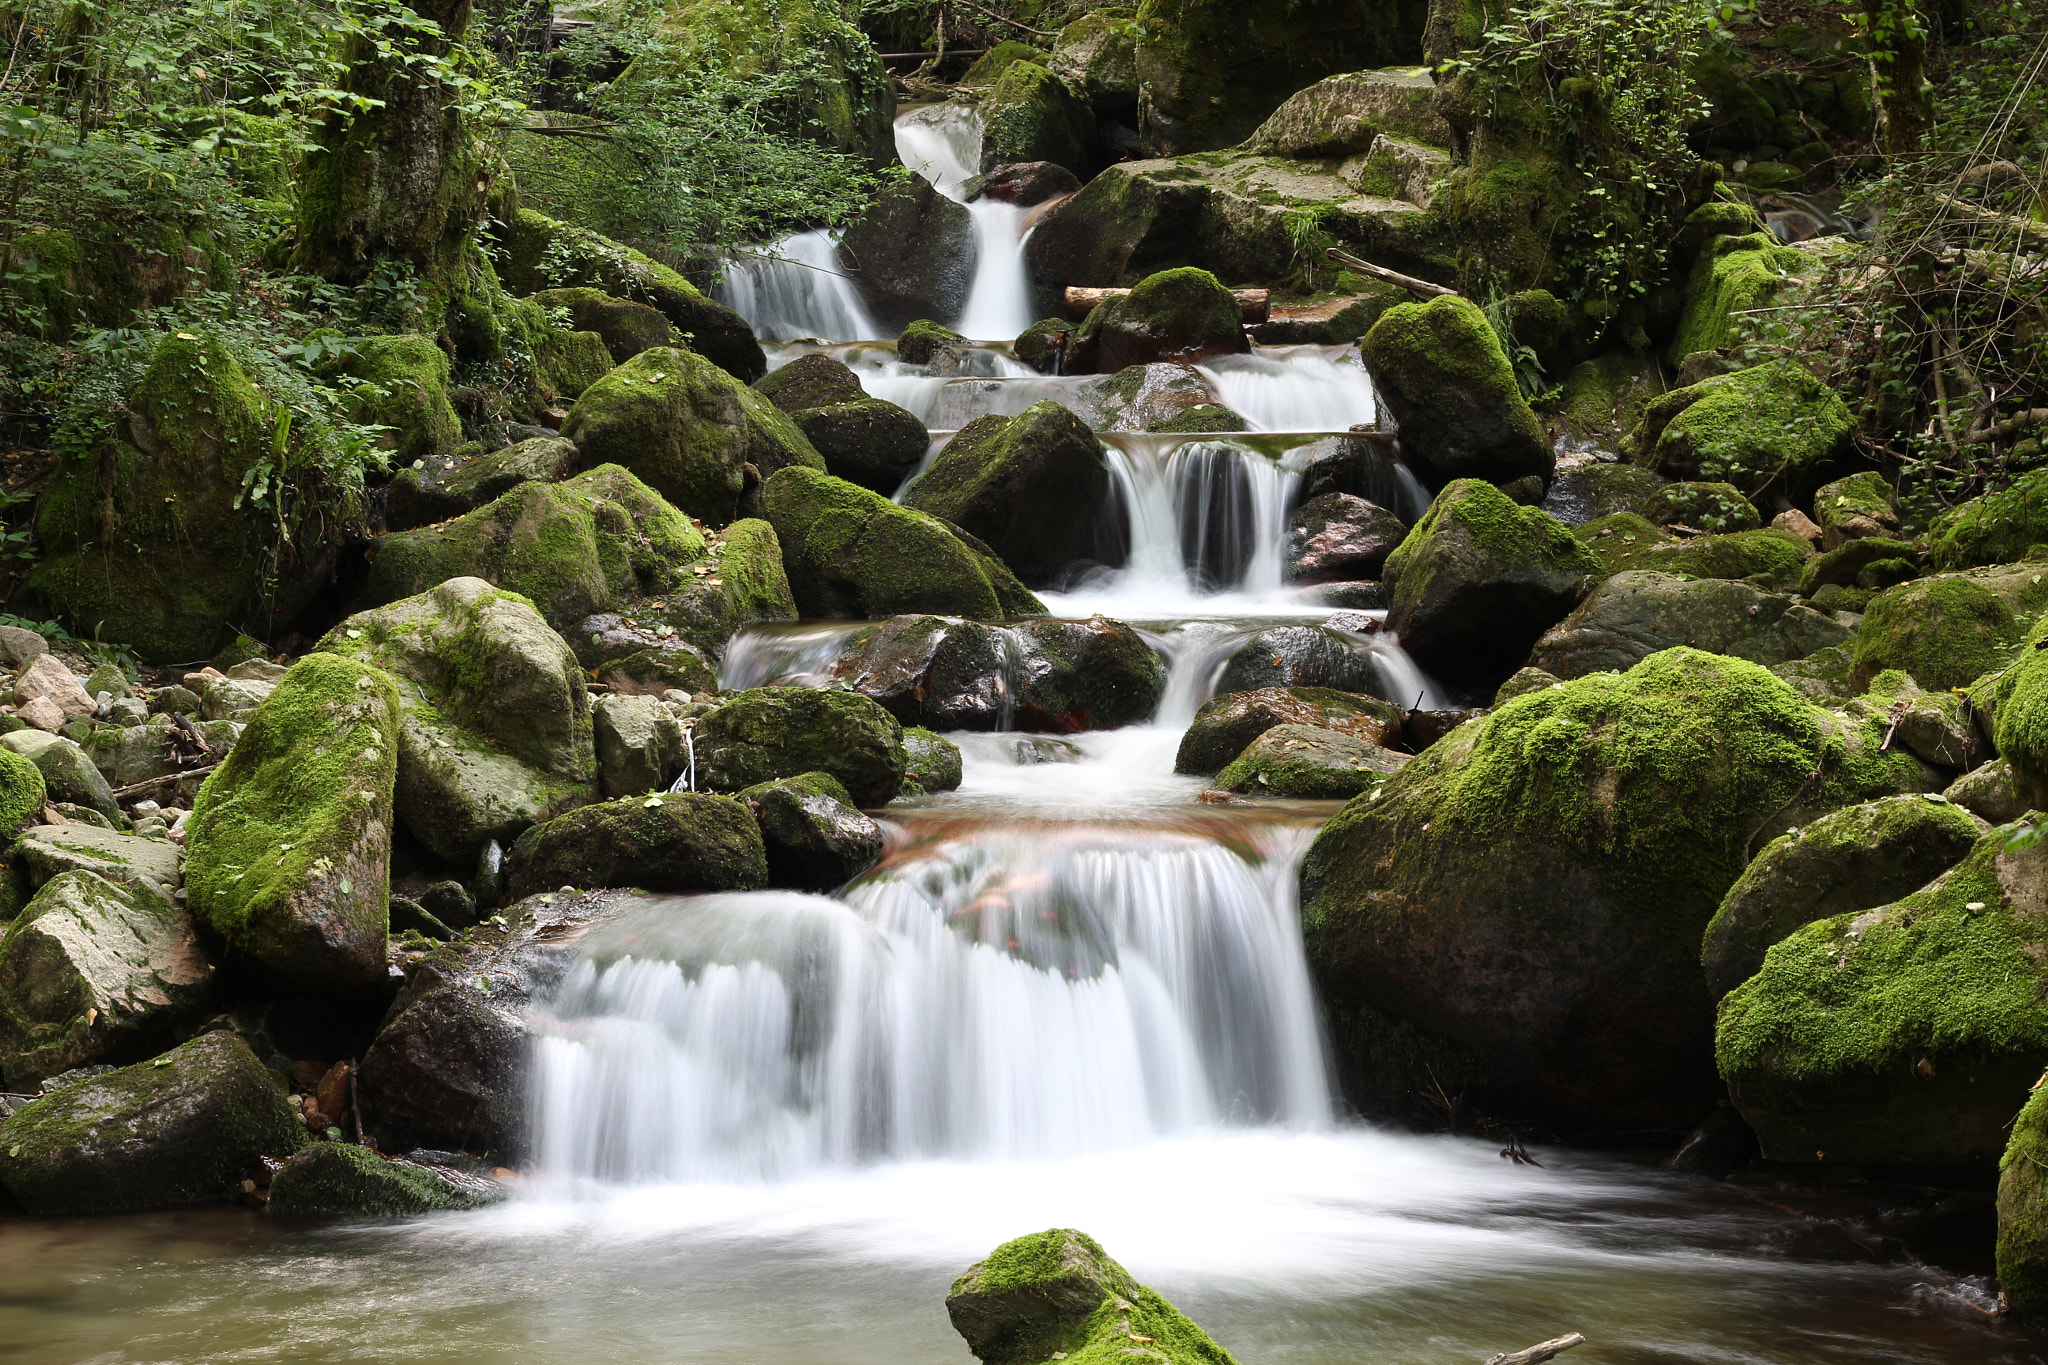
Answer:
[1201,350,1381,433]
[719,229,879,344]
[528,826,1331,1187]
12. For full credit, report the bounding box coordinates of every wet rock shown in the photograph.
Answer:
[1539,461,1665,528]
[1145,402,1246,433]
[267,1141,506,1216]
[1849,575,2018,693]
[763,467,1046,620]
[505,792,768,899]
[897,319,969,366]
[740,772,883,890]
[1,731,122,821]
[530,287,672,363]
[1288,435,1418,516]
[1530,572,1851,680]
[1362,296,1551,486]
[1213,626,1382,696]
[318,578,597,865]
[903,401,1119,585]
[694,686,906,805]
[1084,362,1226,432]
[1719,823,2048,1169]
[980,161,1083,207]
[1244,68,1450,159]
[946,1228,1232,1365]
[1213,723,1407,799]
[1946,759,2024,825]
[1066,267,1248,374]
[561,347,823,525]
[14,654,93,719]
[1008,617,1166,732]
[1175,686,1404,776]
[1012,318,1072,374]
[838,175,976,332]
[0,1030,304,1215]
[0,872,213,1089]
[16,824,183,892]
[1287,493,1406,584]
[756,355,929,496]
[1383,479,1598,685]
[979,61,1095,175]
[901,727,963,794]
[1702,795,1984,1000]
[359,958,525,1159]
[185,654,400,991]
[592,693,684,798]
[1813,470,1900,549]
[1302,648,1941,1129]
[385,436,581,532]
[1668,1108,1757,1175]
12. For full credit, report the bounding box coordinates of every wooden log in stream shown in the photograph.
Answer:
[1484,1332,1586,1365]
[1064,286,1271,324]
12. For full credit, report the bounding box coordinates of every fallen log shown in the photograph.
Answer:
[1485,1333,1586,1365]
[1064,286,1270,324]
[1324,247,1460,299]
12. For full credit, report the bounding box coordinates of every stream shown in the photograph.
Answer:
[2,103,2040,1365]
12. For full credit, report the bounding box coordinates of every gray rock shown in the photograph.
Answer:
[1214,627,1382,695]
[1530,572,1852,680]
[1287,493,1406,584]
[740,772,884,890]
[593,693,684,798]
[1947,758,2025,825]
[199,676,275,721]
[0,624,50,667]
[2,731,122,820]
[1243,68,1451,159]
[81,714,238,788]
[1541,461,1665,527]
[15,824,183,892]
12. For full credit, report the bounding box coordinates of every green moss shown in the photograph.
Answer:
[1588,526,1808,582]
[898,319,966,365]
[1552,350,1667,444]
[1359,296,1550,482]
[1850,576,2018,693]
[1669,231,1811,363]
[1999,1080,2048,1318]
[1925,469,2048,572]
[1636,360,1853,493]
[900,726,963,794]
[1213,724,1402,798]
[960,40,1046,86]
[1797,536,1919,595]
[1643,481,1760,532]
[694,685,906,805]
[1071,267,1244,370]
[1387,478,1598,591]
[505,791,768,897]
[267,1141,499,1216]
[0,749,47,847]
[315,334,461,466]
[1814,470,1896,539]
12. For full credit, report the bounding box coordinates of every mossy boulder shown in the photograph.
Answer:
[763,467,1046,620]
[1301,647,1943,1128]
[0,872,213,1089]
[1530,571,1850,680]
[267,1141,504,1216]
[504,792,768,899]
[1702,795,1984,1000]
[898,318,969,365]
[903,401,1118,585]
[0,747,46,846]
[1642,480,1761,532]
[838,182,976,335]
[946,1228,1236,1365]
[1382,478,1599,684]
[315,333,462,467]
[1052,16,1139,112]
[693,687,906,806]
[1147,403,1245,432]
[1,731,121,822]
[496,209,766,382]
[25,333,344,662]
[1361,295,1551,487]
[1007,617,1167,732]
[1213,723,1407,799]
[1633,360,1853,495]
[561,347,824,525]
[2000,1082,2048,1318]
[1668,231,1812,364]
[980,61,1095,175]
[529,286,674,363]
[1550,351,1668,451]
[386,435,583,531]
[367,464,706,632]
[1850,576,2020,693]
[960,40,1046,87]
[1797,535,1920,595]
[755,354,865,411]
[1813,470,1899,549]
[1717,823,2048,1169]
[1175,686,1404,775]
[317,577,596,863]
[1926,469,2048,571]
[739,772,884,890]
[1067,267,1248,374]
[1244,67,1449,158]
[184,653,401,991]
[0,1030,305,1215]
[774,387,928,497]
[1585,522,1811,583]
[902,727,964,794]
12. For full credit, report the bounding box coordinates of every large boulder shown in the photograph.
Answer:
[693,687,907,805]
[2001,1084,2048,1318]
[315,333,462,467]
[560,347,825,524]
[1539,461,1666,528]
[763,467,1046,620]
[358,955,525,1158]
[1244,68,1450,158]
[1212,723,1407,799]
[1301,647,1941,1128]
[529,287,673,363]
[979,61,1096,175]
[14,824,184,893]
[0,1030,304,1215]
[1574,518,1811,583]
[0,872,213,1089]
[1701,795,1984,1000]
[902,401,1119,585]
[1175,686,1404,775]
[1212,626,1384,696]
[1717,823,2048,1169]
[739,772,884,891]
[1287,493,1406,583]
[1066,267,1248,374]
[947,1228,1237,1365]
[317,578,596,864]
[1530,572,1851,680]
[504,792,768,899]
[1632,360,1853,497]
[184,653,401,990]
[592,693,686,798]
[1361,296,1551,486]
[1926,468,2048,571]
[0,730,121,822]
[1849,575,2020,693]
[1383,479,1599,685]
[755,355,929,495]
[385,436,581,532]
[836,173,977,333]
[266,1141,504,1216]
[367,465,706,634]
[1052,14,1139,115]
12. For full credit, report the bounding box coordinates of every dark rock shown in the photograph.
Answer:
[1540,461,1665,527]
[1287,493,1406,584]
[1213,626,1382,695]
[1361,296,1552,486]
[1290,436,1421,518]
[1013,318,1073,374]
[979,161,1083,206]
[505,792,768,899]
[838,177,976,332]
[418,880,478,930]
[756,354,866,411]
[267,1141,506,1216]
[978,63,1095,175]
[693,686,907,805]
[1668,1108,1757,1174]
[740,772,884,889]
[756,356,929,496]
[359,957,526,1159]
[1066,267,1248,374]
[1530,572,1851,680]
[897,318,969,366]
[1175,686,1404,775]
[1643,480,1761,532]
[1798,536,1919,595]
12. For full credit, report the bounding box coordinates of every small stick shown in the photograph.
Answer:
[1486,1333,1586,1365]
[111,763,219,798]
[1325,247,1460,299]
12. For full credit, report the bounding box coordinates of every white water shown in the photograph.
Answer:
[720,229,879,344]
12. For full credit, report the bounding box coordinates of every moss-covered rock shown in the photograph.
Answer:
[317,577,596,863]
[693,686,906,806]
[783,398,927,496]
[1382,478,1598,684]
[561,347,823,525]
[1175,686,1405,775]
[504,791,767,898]
[2000,1081,2048,1317]
[1634,360,1852,495]
[1212,723,1407,799]
[1577,521,1810,582]
[0,731,120,822]
[1066,267,1248,374]
[367,464,706,632]
[267,1141,504,1216]
[1668,231,1812,364]
[1361,295,1550,486]
[831,615,1153,732]
[0,1030,304,1215]
[0,872,213,1090]
[1948,758,2024,826]
[385,435,582,531]
[1146,403,1246,433]
[315,333,462,467]
[1539,460,1666,528]
[898,318,969,365]
[903,401,1117,585]
[1813,470,1899,550]
[1643,481,1761,532]
[1797,535,1920,595]
[1052,16,1138,112]
[184,653,400,990]
[1301,647,1939,1128]
[1717,823,2048,1169]
[980,61,1096,175]
[961,40,1046,87]
[739,771,883,890]
[0,748,45,847]
[495,208,766,382]
[1925,469,2048,572]
[946,1227,1236,1365]
[529,286,674,363]
[901,727,964,794]
[763,467,1046,620]
[1702,795,1984,1000]
[1244,67,1449,158]
[1530,571,1850,680]
[25,333,345,662]
[1850,576,2019,693]
[1550,351,1668,451]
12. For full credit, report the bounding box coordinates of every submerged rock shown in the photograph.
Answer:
[267,1141,505,1216]
[740,772,883,890]
[1175,686,1405,776]
[1361,295,1551,486]
[505,792,768,899]
[1213,723,1407,799]
[1530,572,1850,680]
[694,686,907,806]
[0,1030,304,1215]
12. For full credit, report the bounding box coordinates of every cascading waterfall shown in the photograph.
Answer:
[719,229,879,344]
[528,826,1329,1187]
